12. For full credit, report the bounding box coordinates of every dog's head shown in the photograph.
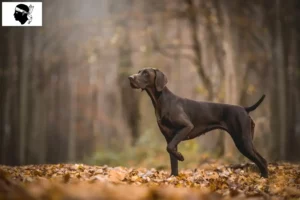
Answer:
[128,68,168,92]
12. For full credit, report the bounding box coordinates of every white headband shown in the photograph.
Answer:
[15,7,27,13]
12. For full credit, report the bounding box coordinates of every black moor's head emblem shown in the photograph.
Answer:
[14,4,34,25]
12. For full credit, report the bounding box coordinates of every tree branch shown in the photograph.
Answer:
[151,32,196,62]
[184,0,213,99]
[239,62,256,104]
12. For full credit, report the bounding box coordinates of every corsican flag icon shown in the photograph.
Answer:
[2,2,42,26]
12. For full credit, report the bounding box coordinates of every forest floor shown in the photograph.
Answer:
[0,162,300,200]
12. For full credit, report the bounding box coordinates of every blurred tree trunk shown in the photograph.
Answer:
[221,0,239,158]
[117,0,141,146]
[39,92,47,163]
[31,82,45,164]
[0,28,10,164]
[0,30,4,161]
[87,51,98,156]
[202,0,225,156]
[15,28,25,165]
[174,10,182,93]
[268,0,300,161]
[26,28,36,164]
[31,77,43,163]
[68,67,77,162]
[46,66,55,163]
[36,49,48,164]
[270,0,287,160]
[286,26,298,161]
[20,28,33,164]
[275,0,286,160]
[32,55,45,164]
[8,29,19,165]
[185,0,213,100]
[281,0,300,161]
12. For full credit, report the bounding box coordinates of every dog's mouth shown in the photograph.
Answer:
[129,80,146,92]
[130,81,139,89]
[129,78,140,89]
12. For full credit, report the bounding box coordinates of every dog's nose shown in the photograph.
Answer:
[128,75,134,81]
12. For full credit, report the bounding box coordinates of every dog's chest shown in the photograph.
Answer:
[159,117,174,128]
[159,115,182,132]
[157,117,177,138]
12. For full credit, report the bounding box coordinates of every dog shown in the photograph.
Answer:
[128,68,268,178]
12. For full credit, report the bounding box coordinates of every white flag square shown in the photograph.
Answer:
[2,2,42,26]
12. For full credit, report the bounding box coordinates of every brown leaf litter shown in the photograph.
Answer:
[0,162,299,200]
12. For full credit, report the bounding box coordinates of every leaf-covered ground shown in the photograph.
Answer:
[0,163,300,200]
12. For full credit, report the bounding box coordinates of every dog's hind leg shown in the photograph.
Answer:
[253,147,268,167]
[229,119,268,178]
[250,116,255,140]
[235,141,268,178]
[248,116,268,169]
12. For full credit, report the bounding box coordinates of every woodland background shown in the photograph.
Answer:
[0,0,300,169]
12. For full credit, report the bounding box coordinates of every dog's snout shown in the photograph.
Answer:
[128,75,135,81]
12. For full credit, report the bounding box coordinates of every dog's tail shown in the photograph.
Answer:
[244,94,266,113]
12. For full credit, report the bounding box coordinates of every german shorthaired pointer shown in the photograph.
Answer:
[128,68,268,178]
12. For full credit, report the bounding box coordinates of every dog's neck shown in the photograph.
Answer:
[145,87,172,121]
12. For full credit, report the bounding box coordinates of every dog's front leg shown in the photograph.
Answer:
[167,115,194,161]
[158,121,178,176]
[164,137,179,176]
[169,148,179,176]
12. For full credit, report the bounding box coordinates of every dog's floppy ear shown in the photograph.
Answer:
[154,69,168,92]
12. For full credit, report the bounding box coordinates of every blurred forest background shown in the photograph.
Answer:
[0,0,300,169]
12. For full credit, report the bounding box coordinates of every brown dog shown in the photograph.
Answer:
[128,68,268,178]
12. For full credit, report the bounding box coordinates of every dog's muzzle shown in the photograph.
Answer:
[128,75,139,89]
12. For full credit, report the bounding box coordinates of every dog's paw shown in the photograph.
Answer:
[175,152,184,161]
[261,172,269,178]
[169,173,178,177]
